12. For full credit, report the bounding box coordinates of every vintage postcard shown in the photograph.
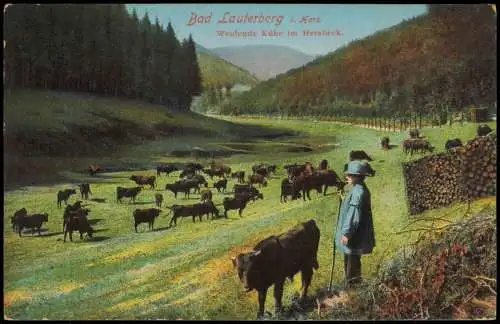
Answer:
[4,4,496,320]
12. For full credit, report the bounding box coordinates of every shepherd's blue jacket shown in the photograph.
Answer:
[335,183,376,255]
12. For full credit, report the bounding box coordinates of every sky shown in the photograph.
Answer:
[126,4,428,56]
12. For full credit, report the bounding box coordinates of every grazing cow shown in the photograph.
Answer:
[155,193,163,208]
[349,150,373,162]
[165,180,199,199]
[156,164,178,176]
[87,164,102,176]
[232,219,320,319]
[280,178,301,202]
[231,171,246,184]
[168,204,203,227]
[198,200,220,220]
[116,186,142,203]
[133,208,161,232]
[409,129,420,139]
[222,195,253,218]
[63,208,93,242]
[403,139,434,155]
[11,208,28,232]
[200,189,213,202]
[252,164,277,174]
[319,159,328,170]
[202,168,225,179]
[14,213,49,237]
[291,173,323,201]
[187,174,209,189]
[248,174,268,188]
[130,175,156,189]
[254,167,271,178]
[285,162,314,180]
[78,183,92,200]
[214,178,228,192]
[381,137,390,150]
[477,124,493,137]
[445,138,463,151]
[314,170,346,195]
[57,189,77,207]
[185,162,204,173]
[234,184,263,201]
[179,168,196,179]
[219,165,232,177]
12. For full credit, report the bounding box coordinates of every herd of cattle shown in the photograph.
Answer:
[10,123,493,243]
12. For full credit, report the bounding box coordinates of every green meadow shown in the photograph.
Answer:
[4,111,496,320]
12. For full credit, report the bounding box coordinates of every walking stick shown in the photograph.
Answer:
[328,192,343,292]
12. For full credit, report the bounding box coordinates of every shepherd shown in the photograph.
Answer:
[334,160,376,289]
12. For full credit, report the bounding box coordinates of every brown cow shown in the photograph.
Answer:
[248,174,268,188]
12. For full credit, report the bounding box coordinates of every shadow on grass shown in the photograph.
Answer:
[89,198,107,203]
[153,226,172,232]
[89,236,111,242]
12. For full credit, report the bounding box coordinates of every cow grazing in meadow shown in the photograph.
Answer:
[168,204,203,227]
[248,174,268,188]
[231,171,246,183]
[234,184,263,201]
[57,189,77,207]
[232,219,320,319]
[280,178,300,203]
[165,180,199,199]
[116,186,142,203]
[381,137,390,150]
[63,208,93,242]
[155,193,164,208]
[198,201,220,220]
[214,178,228,192]
[11,208,28,232]
[14,213,49,237]
[133,208,161,232]
[78,183,92,200]
[187,174,209,189]
[403,139,434,155]
[202,168,225,179]
[130,175,156,189]
[200,189,213,202]
[156,164,179,177]
[222,195,254,218]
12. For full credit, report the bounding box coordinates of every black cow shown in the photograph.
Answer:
[231,171,246,184]
[165,180,199,199]
[381,137,390,150]
[234,184,263,201]
[291,173,323,201]
[248,174,268,188]
[133,208,161,232]
[187,174,209,189]
[116,186,142,203]
[78,183,92,200]
[445,138,463,151]
[185,162,204,172]
[280,178,301,203]
[155,193,163,208]
[349,150,373,162]
[252,164,276,174]
[403,139,434,155]
[14,213,49,237]
[232,219,320,319]
[11,208,28,232]
[57,189,77,207]
[130,175,156,189]
[200,189,213,202]
[63,208,93,242]
[168,204,203,227]
[254,168,271,178]
[477,124,493,137]
[157,164,178,176]
[203,168,225,179]
[314,170,346,195]
[214,178,228,192]
[223,195,253,218]
[198,200,220,220]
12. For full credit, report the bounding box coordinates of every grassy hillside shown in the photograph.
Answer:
[3,90,284,187]
[4,117,495,320]
[197,52,259,90]
[222,5,496,117]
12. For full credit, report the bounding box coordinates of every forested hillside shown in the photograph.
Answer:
[222,5,496,121]
[4,4,201,110]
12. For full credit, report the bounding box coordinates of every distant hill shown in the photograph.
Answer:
[220,5,496,117]
[196,51,259,90]
[210,45,316,81]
